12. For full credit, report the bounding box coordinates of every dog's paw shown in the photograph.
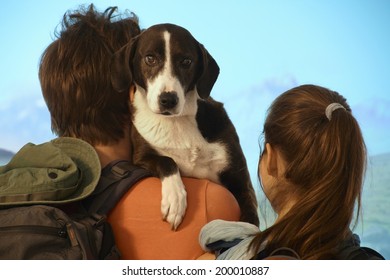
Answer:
[161,173,187,230]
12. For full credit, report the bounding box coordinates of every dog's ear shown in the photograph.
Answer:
[110,37,138,93]
[196,44,220,99]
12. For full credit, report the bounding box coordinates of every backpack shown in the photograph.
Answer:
[0,160,151,260]
[253,233,385,260]
[336,233,385,260]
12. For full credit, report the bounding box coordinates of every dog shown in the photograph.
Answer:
[111,23,259,230]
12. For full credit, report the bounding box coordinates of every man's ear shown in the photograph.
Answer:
[129,85,135,103]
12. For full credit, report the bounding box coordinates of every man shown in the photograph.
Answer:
[39,4,240,259]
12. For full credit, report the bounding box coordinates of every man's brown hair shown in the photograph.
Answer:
[39,4,140,145]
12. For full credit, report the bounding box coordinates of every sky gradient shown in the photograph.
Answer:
[1,0,389,157]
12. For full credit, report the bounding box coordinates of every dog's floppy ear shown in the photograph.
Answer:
[196,44,220,99]
[110,37,137,93]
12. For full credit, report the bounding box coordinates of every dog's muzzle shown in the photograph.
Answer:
[159,91,179,115]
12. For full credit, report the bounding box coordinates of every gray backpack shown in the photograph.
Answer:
[0,160,151,259]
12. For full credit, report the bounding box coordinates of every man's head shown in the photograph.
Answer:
[39,4,140,145]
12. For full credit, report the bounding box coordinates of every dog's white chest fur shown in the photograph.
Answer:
[133,94,228,183]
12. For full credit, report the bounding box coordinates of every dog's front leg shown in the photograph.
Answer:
[161,168,187,230]
[137,154,187,230]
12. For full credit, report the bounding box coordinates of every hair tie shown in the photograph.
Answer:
[325,103,346,121]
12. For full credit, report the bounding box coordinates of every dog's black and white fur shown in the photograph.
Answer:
[111,23,259,229]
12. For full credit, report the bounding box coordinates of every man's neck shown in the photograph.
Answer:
[94,129,131,168]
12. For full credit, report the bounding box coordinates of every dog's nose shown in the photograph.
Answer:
[159,92,178,109]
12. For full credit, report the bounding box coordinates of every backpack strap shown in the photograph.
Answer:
[83,160,152,215]
[252,247,300,260]
[265,247,300,260]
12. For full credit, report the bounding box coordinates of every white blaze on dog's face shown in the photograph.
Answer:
[132,25,202,116]
[145,32,183,115]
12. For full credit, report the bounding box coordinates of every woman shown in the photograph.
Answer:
[200,84,384,260]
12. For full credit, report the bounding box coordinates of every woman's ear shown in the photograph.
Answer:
[265,143,287,178]
[265,143,280,177]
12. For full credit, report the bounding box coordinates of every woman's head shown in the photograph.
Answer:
[255,84,367,259]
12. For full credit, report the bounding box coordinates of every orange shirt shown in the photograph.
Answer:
[108,177,240,260]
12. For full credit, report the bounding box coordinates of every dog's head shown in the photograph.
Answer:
[111,23,219,116]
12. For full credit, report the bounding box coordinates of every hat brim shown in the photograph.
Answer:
[0,137,101,206]
[44,137,101,204]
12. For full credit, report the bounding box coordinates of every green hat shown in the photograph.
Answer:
[0,137,101,205]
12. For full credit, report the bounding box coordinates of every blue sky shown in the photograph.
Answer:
[1,0,390,163]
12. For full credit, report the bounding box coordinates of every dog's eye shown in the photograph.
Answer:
[181,58,192,67]
[145,55,157,66]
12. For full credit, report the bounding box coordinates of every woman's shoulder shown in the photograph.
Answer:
[337,233,385,260]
